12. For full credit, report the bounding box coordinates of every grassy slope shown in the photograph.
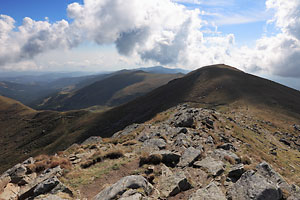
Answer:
[35,71,183,111]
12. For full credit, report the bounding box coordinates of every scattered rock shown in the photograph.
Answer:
[206,136,214,144]
[93,175,153,200]
[189,182,226,200]
[177,147,202,167]
[193,157,225,176]
[293,124,300,132]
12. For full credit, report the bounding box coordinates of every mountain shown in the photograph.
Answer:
[1,64,300,183]
[34,70,183,111]
[136,66,190,74]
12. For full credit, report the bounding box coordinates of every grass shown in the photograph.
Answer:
[61,157,130,189]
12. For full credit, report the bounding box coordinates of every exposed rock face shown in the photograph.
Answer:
[227,170,283,200]
[93,175,153,200]
[228,164,245,182]
[193,157,225,176]
[177,147,202,167]
[189,182,226,200]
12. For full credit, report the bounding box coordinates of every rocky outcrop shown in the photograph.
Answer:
[93,175,153,200]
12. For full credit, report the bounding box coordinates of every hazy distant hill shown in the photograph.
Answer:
[34,70,183,111]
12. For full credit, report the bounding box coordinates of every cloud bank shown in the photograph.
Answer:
[0,0,300,77]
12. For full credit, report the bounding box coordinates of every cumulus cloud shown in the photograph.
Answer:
[0,0,300,78]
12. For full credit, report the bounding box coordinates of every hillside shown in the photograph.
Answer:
[0,64,299,179]
[35,71,183,111]
[1,103,299,199]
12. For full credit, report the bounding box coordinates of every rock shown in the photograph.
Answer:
[0,174,11,192]
[189,182,226,200]
[81,136,102,145]
[6,164,27,184]
[35,194,64,200]
[143,138,166,150]
[112,124,140,138]
[256,162,289,189]
[293,124,300,132]
[158,166,192,198]
[213,149,241,163]
[228,164,245,182]
[93,175,153,200]
[227,170,282,200]
[119,189,143,200]
[280,138,291,146]
[119,193,142,200]
[193,157,225,176]
[172,113,194,128]
[33,176,61,197]
[206,136,214,144]
[151,150,181,167]
[0,183,20,200]
[174,133,191,147]
[177,147,202,167]
[217,143,236,151]
[22,157,34,165]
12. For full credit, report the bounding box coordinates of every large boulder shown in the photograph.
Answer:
[228,164,245,182]
[177,147,202,167]
[189,182,226,200]
[93,175,153,200]
[171,112,194,128]
[227,170,282,200]
[213,149,241,163]
[193,157,225,176]
[81,136,102,145]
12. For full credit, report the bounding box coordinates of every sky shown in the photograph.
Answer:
[0,0,300,89]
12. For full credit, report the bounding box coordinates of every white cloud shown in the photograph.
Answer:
[0,0,300,78]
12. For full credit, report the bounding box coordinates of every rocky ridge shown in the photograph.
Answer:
[0,104,299,199]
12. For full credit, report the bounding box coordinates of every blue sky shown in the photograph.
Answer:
[0,0,299,90]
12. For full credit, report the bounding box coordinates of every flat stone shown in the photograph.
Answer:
[177,147,202,167]
[189,182,226,200]
[193,157,225,176]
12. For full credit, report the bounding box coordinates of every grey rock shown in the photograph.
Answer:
[227,170,282,200]
[189,182,226,200]
[193,157,225,176]
[158,166,192,198]
[119,193,142,200]
[293,124,300,132]
[172,113,194,128]
[35,194,64,200]
[177,147,202,167]
[213,149,241,163]
[206,136,214,144]
[151,150,181,167]
[34,176,60,196]
[217,143,237,151]
[6,164,27,184]
[112,124,140,138]
[143,138,166,150]
[81,136,102,145]
[93,175,153,200]
[174,133,191,147]
[228,164,245,182]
